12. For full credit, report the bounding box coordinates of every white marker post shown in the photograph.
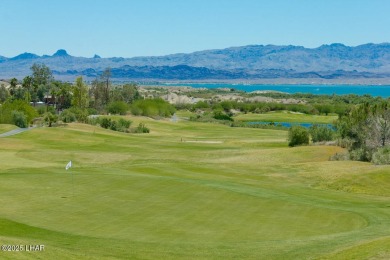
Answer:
[65,161,73,196]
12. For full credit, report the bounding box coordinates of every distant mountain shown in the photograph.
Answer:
[1,43,390,82]
[10,52,40,61]
[52,49,71,57]
[0,55,7,62]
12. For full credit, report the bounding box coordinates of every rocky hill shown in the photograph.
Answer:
[1,44,390,82]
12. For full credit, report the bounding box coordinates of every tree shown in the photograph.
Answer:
[90,78,106,111]
[366,110,390,148]
[22,76,33,91]
[57,82,72,110]
[31,63,53,86]
[315,104,333,115]
[336,101,390,162]
[72,76,89,109]
[0,84,9,102]
[9,78,18,96]
[30,63,53,105]
[101,67,111,105]
[121,83,140,103]
[22,76,33,102]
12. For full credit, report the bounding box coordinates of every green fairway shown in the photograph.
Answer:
[234,111,338,124]
[0,119,389,259]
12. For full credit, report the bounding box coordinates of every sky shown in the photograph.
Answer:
[1,0,390,58]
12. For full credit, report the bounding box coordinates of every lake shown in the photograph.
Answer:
[161,83,390,97]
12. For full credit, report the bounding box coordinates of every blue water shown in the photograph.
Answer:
[161,83,390,97]
[248,121,335,129]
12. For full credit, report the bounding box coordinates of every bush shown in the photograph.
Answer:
[59,109,76,123]
[87,108,98,115]
[309,125,334,143]
[86,116,100,126]
[349,147,373,162]
[67,107,88,123]
[288,126,310,147]
[0,100,38,125]
[36,106,46,115]
[131,123,150,133]
[107,101,128,115]
[98,117,132,133]
[213,110,233,121]
[130,98,175,118]
[12,111,28,128]
[118,118,132,129]
[36,105,55,115]
[43,112,58,127]
[330,152,349,161]
[100,118,112,129]
[372,146,390,165]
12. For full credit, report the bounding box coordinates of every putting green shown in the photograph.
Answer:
[0,120,389,259]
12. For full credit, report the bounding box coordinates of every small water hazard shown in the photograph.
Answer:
[247,121,335,129]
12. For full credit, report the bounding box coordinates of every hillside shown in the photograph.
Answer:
[1,43,390,81]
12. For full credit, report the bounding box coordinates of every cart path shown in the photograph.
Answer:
[0,127,35,137]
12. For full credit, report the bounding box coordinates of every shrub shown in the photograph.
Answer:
[109,120,118,131]
[372,146,390,165]
[98,117,132,132]
[132,123,150,133]
[349,147,372,162]
[59,109,76,123]
[130,98,175,118]
[87,108,98,115]
[130,106,142,116]
[118,118,132,129]
[309,125,334,143]
[86,116,100,126]
[100,118,112,129]
[12,111,28,128]
[288,126,310,147]
[107,101,128,115]
[67,107,88,123]
[43,112,58,127]
[193,101,210,110]
[0,100,38,125]
[36,106,46,115]
[330,152,349,161]
[213,110,233,121]
[336,137,354,149]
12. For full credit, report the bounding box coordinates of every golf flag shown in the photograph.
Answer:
[65,161,72,170]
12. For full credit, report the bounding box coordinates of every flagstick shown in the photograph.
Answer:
[66,161,74,197]
[71,170,74,197]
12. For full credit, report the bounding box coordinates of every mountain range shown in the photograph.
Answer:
[1,43,390,83]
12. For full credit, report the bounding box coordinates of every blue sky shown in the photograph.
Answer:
[1,0,389,58]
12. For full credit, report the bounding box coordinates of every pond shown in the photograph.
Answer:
[247,121,335,129]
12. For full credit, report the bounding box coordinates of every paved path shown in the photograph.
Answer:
[0,127,34,137]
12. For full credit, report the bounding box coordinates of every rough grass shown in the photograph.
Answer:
[0,119,389,259]
[0,124,17,134]
[234,110,338,123]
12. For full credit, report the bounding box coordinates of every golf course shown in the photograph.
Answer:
[0,116,389,259]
